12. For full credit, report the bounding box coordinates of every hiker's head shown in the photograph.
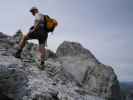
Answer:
[30,7,39,16]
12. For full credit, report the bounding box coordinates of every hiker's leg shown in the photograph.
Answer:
[38,44,46,64]
[19,35,28,49]
[14,34,29,58]
[38,33,47,65]
[44,33,48,47]
[15,31,37,58]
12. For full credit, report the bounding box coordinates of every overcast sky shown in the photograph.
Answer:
[0,0,132,82]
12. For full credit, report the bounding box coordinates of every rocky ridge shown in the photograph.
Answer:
[0,32,121,100]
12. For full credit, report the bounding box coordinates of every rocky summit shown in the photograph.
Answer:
[0,32,121,100]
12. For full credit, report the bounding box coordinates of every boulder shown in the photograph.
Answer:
[56,41,121,100]
[56,41,99,63]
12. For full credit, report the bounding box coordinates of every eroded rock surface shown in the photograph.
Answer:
[0,32,121,100]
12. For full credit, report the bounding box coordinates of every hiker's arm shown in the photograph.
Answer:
[29,20,40,33]
[33,20,40,31]
[30,14,41,33]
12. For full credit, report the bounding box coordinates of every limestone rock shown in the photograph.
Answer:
[56,41,121,100]
[0,33,121,100]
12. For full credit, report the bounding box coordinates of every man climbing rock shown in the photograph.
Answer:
[14,7,57,66]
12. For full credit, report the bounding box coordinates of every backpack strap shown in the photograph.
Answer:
[44,15,50,32]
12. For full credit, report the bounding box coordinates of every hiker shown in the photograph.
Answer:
[14,7,57,66]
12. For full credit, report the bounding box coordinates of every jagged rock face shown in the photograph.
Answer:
[56,41,121,100]
[0,33,121,100]
[0,56,29,100]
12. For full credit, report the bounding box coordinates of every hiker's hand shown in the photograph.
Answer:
[30,26,34,30]
[29,26,35,33]
[29,29,34,33]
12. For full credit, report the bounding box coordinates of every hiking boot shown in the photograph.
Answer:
[39,61,46,70]
[40,61,44,65]
[14,49,22,58]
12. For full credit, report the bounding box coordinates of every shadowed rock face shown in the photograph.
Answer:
[0,32,121,100]
[0,93,14,100]
[126,92,133,100]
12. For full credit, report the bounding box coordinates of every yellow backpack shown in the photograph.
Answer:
[44,15,58,32]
